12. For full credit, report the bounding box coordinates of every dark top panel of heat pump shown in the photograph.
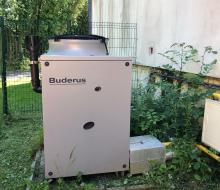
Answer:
[50,35,108,42]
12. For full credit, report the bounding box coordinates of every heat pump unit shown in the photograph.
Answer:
[39,35,132,178]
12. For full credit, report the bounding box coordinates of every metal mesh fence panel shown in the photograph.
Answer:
[1,18,89,115]
[4,21,42,114]
[92,22,138,88]
[1,20,137,115]
[92,22,137,58]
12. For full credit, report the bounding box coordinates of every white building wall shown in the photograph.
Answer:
[92,0,220,78]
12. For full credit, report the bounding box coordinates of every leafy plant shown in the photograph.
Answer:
[200,46,218,75]
[144,138,216,189]
[131,81,214,141]
[131,43,219,188]
[159,43,198,72]
[159,43,218,76]
[19,57,31,71]
[76,172,83,185]
[131,43,217,140]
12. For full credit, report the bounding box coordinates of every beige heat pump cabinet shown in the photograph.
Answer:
[39,35,132,178]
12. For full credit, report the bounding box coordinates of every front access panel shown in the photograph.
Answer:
[41,58,132,178]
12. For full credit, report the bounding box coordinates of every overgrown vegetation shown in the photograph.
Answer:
[131,81,214,141]
[144,139,220,189]
[131,43,220,189]
[131,43,218,140]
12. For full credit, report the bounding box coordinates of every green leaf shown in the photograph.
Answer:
[193,162,200,170]
[123,178,128,185]
[194,174,202,181]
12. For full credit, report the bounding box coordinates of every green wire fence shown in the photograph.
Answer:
[0,18,138,115]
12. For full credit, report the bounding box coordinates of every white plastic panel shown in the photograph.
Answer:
[202,99,220,152]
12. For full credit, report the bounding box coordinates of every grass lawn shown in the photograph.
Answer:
[0,114,43,190]
[6,77,42,114]
[0,78,220,190]
[0,78,43,189]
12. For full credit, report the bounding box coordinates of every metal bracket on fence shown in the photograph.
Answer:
[0,16,8,114]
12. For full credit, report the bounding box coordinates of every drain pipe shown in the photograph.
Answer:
[25,36,42,93]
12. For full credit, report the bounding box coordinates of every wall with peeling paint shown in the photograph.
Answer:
[92,0,220,78]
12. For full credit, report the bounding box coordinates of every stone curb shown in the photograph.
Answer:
[26,150,41,190]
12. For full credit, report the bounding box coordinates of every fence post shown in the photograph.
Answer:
[88,0,92,34]
[0,16,8,114]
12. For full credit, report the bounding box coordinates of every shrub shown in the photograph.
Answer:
[144,138,217,189]
[131,43,217,141]
[131,80,214,141]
